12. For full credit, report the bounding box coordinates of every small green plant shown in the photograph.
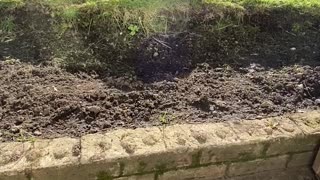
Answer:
[0,16,15,33]
[159,112,169,124]
[213,19,235,32]
[292,23,302,33]
[159,112,176,125]
[128,24,139,36]
[61,6,78,24]
[16,130,36,143]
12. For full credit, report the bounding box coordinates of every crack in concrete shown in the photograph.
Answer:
[158,126,168,149]
[77,137,82,165]
[287,115,308,136]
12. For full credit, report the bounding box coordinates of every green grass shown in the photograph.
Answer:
[61,6,78,22]
[1,0,320,35]
[0,16,15,33]
[204,0,320,15]
[2,0,320,17]
[0,0,24,9]
[34,0,320,35]
[30,0,191,35]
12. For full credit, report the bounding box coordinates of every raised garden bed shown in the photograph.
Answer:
[1,1,320,179]
[0,111,319,180]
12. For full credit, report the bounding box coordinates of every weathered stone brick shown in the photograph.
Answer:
[313,149,320,177]
[120,150,194,176]
[120,125,198,175]
[228,116,316,157]
[31,165,88,180]
[0,138,82,180]
[119,123,234,176]
[158,164,227,180]
[266,135,319,156]
[229,117,303,143]
[114,174,155,180]
[288,111,320,135]
[227,155,289,177]
[30,138,80,168]
[1,111,319,180]
[186,123,238,146]
[229,167,315,180]
[287,151,315,168]
[189,122,261,165]
[25,138,81,180]
[192,123,264,164]
[200,142,265,164]
[0,173,29,180]
[80,132,137,177]
[0,141,32,175]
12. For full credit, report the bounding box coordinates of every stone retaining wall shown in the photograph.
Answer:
[313,149,320,178]
[1,111,319,180]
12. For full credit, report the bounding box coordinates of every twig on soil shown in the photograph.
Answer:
[216,24,234,31]
[87,19,93,36]
[303,81,313,98]
[285,31,297,37]
[153,37,172,49]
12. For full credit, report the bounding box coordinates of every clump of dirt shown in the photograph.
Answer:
[0,60,319,142]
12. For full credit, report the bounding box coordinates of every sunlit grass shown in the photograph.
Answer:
[204,0,320,15]
[0,16,15,33]
[0,0,24,9]
[1,0,319,35]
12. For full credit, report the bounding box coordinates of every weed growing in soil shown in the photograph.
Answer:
[16,131,36,143]
[0,16,15,33]
[159,112,176,125]
[128,24,139,36]
[159,112,169,125]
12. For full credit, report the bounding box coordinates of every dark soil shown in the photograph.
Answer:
[0,59,319,142]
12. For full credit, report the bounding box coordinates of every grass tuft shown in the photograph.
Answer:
[204,0,320,15]
[0,0,24,9]
[0,16,15,33]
